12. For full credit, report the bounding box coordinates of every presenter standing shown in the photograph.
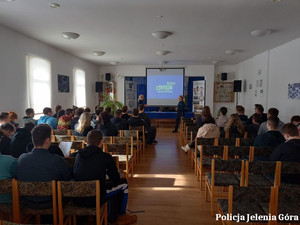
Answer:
[137,94,146,107]
[173,95,185,133]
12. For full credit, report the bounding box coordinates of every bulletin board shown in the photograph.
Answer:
[213,82,235,102]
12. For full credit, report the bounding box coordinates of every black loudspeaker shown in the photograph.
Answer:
[234,80,242,92]
[95,82,103,92]
[105,73,111,81]
[221,73,227,81]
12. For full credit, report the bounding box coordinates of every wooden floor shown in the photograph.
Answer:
[127,128,217,225]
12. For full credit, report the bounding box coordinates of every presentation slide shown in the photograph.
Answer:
[147,69,184,106]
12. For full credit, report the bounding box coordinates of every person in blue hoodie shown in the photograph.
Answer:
[38,107,57,129]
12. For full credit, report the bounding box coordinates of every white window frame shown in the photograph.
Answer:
[73,68,86,107]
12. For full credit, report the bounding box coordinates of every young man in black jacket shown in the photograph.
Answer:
[73,130,137,225]
[138,104,157,144]
[111,109,129,130]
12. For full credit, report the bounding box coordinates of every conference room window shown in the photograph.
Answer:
[27,55,51,114]
[74,68,86,107]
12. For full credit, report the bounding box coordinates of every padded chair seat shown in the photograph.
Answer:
[21,206,54,215]
[0,203,12,213]
[63,200,106,216]
[206,173,240,186]
[197,157,212,167]
[247,174,273,186]
[113,155,132,163]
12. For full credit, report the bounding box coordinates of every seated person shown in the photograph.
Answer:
[245,113,261,138]
[20,108,37,127]
[57,108,73,130]
[10,122,34,158]
[17,124,71,209]
[111,109,129,130]
[195,106,215,129]
[0,112,10,126]
[248,104,267,124]
[70,107,84,130]
[236,105,248,125]
[254,117,285,148]
[257,108,285,135]
[52,105,62,119]
[105,107,114,119]
[74,112,93,136]
[269,123,300,184]
[8,111,19,128]
[291,115,300,134]
[224,114,245,138]
[138,104,157,144]
[181,118,220,152]
[216,107,229,129]
[121,106,131,120]
[99,111,118,136]
[128,108,145,127]
[0,123,15,155]
[38,107,58,129]
[74,130,137,225]
[0,131,17,204]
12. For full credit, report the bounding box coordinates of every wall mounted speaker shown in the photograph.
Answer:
[95,82,103,92]
[221,73,227,81]
[234,80,242,92]
[105,73,111,81]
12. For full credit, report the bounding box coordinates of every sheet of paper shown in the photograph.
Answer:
[59,141,73,157]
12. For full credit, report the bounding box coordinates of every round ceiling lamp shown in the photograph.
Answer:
[110,61,118,65]
[152,31,172,39]
[50,3,60,8]
[61,32,80,40]
[0,0,15,2]
[250,29,272,37]
[225,50,237,55]
[93,51,105,56]
[156,51,171,56]
[211,60,221,65]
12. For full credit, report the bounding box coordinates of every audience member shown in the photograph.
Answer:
[111,109,129,130]
[224,114,245,138]
[20,108,37,127]
[0,123,15,155]
[70,107,84,130]
[257,108,285,135]
[236,105,248,125]
[74,112,93,136]
[99,111,118,136]
[8,111,19,128]
[105,107,114,119]
[84,107,91,113]
[10,122,34,158]
[0,112,10,125]
[0,131,17,204]
[269,123,300,184]
[254,117,285,148]
[245,113,261,138]
[139,104,157,144]
[128,108,145,128]
[249,104,267,124]
[291,115,300,134]
[17,124,71,208]
[181,118,220,152]
[216,107,229,128]
[195,106,215,129]
[38,107,58,129]
[137,94,145,107]
[121,106,131,120]
[57,108,73,130]
[172,95,185,133]
[73,130,137,224]
[52,105,62,119]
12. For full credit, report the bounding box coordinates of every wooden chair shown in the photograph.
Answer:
[113,137,137,168]
[129,126,145,154]
[225,146,250,160]
[235,138,255,147]
[277,161,300,187]
[121,130,142,159]
[12,179,57,225]
[57,180,107,225]
[249,146,273,161]
[52,135,75,142]
[205,159,244,216]
[0,179,13,220]
[218,138,236,146]
[0,220,51,225]
[102,137,113,144]
[52,130,72,136]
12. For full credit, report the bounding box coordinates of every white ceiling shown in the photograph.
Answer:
[0,0,300,66]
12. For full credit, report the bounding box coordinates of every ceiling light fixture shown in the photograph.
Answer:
[152,31,172,39]
[156,51,171,56]
[61,32,80,40]
[211,60,221,65]
[93,51,105,56]
[50,3,60,8]
[225,50,237,55]
[250,29,272,37]
[0,0,15,2]
[110,61,118,65]
[272,0,280,2]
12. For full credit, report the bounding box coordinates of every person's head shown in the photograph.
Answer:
[54,105,62,113]
[0,123,15,138]
[114,109,122,118]
[122,106,128,114]
[138,104,145,113]
[266,117,280,131]
[138,94,144,101]
[132,108,139,117]
[201,106,212,119]
[225,114,245,134]
[94,105,99,112]
[43,107,53,116]
[0,112,10,124]
[86,130,103,147]
[100,111,111,124]
[267,108,279,119]
[76,112,92,133]
[24,122,35,133]
[65,108,73,116]
[75,108,84,117]
[252,113,262,125]
[220,107,227,116]
[31,124,52,149]
[291,115,300,125]
[281,123,300,141]
[255,104,264,114]
[97,107,104,114]
[178,95,184,101]
[25,108,35,118]
[84,107,91,113]
[236,105,245,115]
[105,107,112,114]
[57,110,65,119]
[8,111,18,122]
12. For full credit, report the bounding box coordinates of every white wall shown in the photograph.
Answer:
[99,65,215,112]
[0,24,99,119]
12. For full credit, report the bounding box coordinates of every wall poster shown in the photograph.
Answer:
[288,83,300,99]
[124,80,137,112]
[192,80,205,112]
[57,74,69,93]
[213,82,234,102]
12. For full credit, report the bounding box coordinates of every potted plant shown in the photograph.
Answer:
[102,94,123,114]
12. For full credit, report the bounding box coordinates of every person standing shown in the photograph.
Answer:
[172,95,185,133]
[137,94,145,107]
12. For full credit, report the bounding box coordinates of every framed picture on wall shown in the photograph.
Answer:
[213,82,234,102]
[288,83,300,99]
[58,74,70,93]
